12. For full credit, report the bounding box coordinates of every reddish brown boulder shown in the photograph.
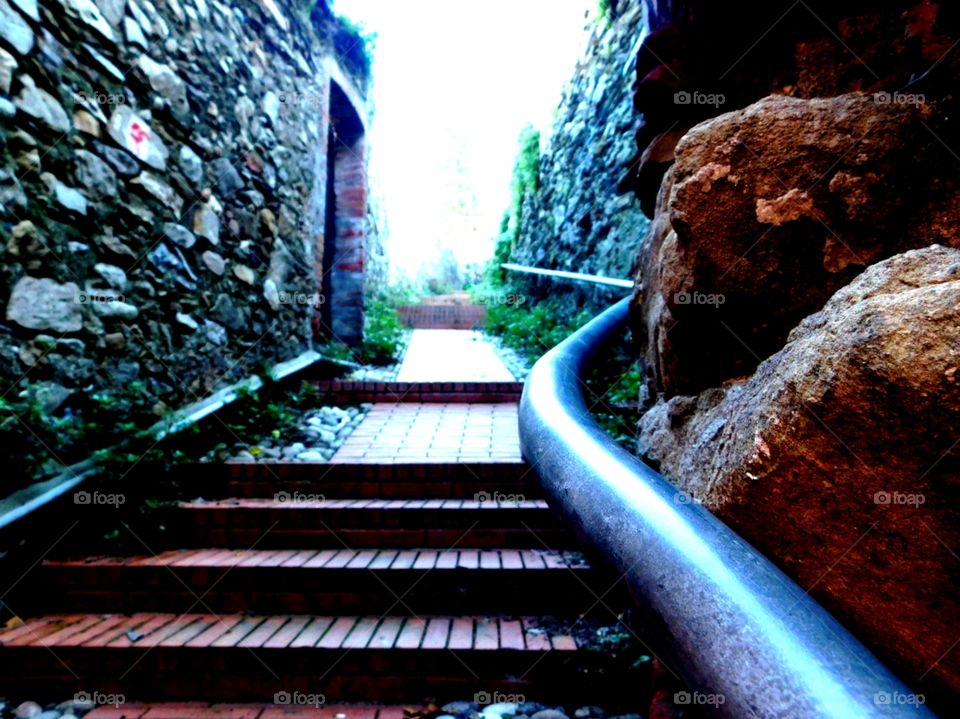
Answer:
[633,92,960,398]
[625,1,960,215]
[637,245,960,705]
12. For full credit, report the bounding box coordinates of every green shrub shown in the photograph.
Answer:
[334,15,376,82]
[597,0,612,22]
[488,126,541,286]
[357,299,406,365]
[485,294,591,364]
[316,291,408,368]
[484,291,642,450]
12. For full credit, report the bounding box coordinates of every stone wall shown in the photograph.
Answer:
[505,0,648,310]
[0,0,374,485]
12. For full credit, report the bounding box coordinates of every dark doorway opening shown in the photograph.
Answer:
[318,81,367,346]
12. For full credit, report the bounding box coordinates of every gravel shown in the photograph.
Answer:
[222,403,372,463]
[484,334,532,381]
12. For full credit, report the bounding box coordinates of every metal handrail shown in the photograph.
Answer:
[500,262,634,288]
[0,350,356,530]
[519,297,934,718]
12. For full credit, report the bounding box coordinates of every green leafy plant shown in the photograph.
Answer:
[597,0,613,23]
[316,296,407,367]
[489,125,541,286]
[0,376,162,493]
[485,294,591,364]
[334,15,376,82]
[483,292,642,450]
[357,299,406,365]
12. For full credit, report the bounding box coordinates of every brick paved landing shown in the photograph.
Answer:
[331,403,521,463]
[396,330,515,383]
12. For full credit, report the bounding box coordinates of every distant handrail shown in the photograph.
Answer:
[519,297,934,718]
[501,262,634,288]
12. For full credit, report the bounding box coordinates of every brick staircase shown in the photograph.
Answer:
[0,385,643,713]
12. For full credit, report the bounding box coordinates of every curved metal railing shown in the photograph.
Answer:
[519,297,935,718]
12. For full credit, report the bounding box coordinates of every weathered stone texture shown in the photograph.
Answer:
[638,245,960,701]
[0,0,374,482]
[634,93,960,398]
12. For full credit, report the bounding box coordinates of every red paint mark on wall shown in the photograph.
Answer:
[129,121,149,155]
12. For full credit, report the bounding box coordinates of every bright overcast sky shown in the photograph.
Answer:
[333,0,594,282]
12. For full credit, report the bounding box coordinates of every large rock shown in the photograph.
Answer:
[57,0,115,41]
[178,145,202,187]
[0,0,34,55]
[73,149,118,199]
[41,173,88,215]
[0,47,16,93]
[627,3,960,216]
[207,157,244,197]
[638,245,960,702]
[633,93,960,398]
[135,55,189,118]
[131,171,183,216]
[6,276,83,332]
[94,0,125,26]
[192,200,220,244]
[15,79,70,134]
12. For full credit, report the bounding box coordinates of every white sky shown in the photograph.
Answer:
[332,0,594,282]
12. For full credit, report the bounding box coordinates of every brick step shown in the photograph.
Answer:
[0,613,641,703]
[30,549,601,615]
[309,381,523,404]
[152,462,539,500]
[161,499,568,549]
[225,480,541,501]
[88,704,407,719]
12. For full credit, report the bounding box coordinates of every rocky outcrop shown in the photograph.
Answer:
[0,0,376,486]
[633,93,960,398]
[638,245,960,702]
[627,0,960,216]
[624,1,960,711]
[506,0,648,310]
